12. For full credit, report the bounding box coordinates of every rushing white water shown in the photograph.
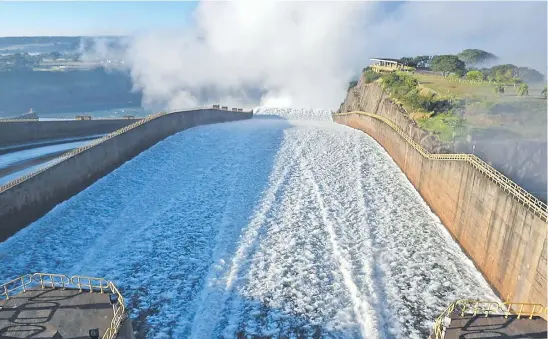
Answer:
[0,108,497,339]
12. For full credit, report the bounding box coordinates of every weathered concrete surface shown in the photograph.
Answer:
[336,75,547,308]
[444,313,547,338]
[339,79,453,154]
[0,288,134,339]
[334,110,547,311]
[340,75,547,201]
[0,119,140,147]
[0,109,252,241]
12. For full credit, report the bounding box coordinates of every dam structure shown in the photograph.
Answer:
[0,108,504,338]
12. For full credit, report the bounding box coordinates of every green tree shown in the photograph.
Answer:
[541,86,547,99]
[399,57,417,67]
[363,70,380,84]
[413,55,432,68]
[491,64,518,83]
[494,84,505,96]
[457,49,498,66]
[430,55,466,76]
[517,83,529,96]
[466,70,484,82]
[510,77,522,88]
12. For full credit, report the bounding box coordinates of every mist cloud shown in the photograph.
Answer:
[84,1,546,111]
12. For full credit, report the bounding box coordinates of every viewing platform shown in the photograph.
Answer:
[430,299,548,339]
[370,58,416,73]
[0,273,133,339]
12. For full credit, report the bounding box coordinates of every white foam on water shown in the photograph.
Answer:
[0,109,498,338]
[253,107,333,121]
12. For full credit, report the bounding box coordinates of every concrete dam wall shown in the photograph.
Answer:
[334,108,547,308]
[340,80,547,202]
[0,108,252,241]
[0,118,141,147]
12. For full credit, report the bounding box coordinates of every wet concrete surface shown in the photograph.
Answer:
[0,288,114,339]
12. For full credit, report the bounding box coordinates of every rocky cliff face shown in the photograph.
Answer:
[338,72,547,201]
[338,73,454,154]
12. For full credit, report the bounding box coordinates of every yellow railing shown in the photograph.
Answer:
[0,274,33,299]
[0,106,249,195]
[1,273,125,339]
[431,299,548,339]
[334,111,548,221]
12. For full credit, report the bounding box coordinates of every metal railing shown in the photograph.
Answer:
[0,117,141,123]
[432,299,548,339]
[1,273,125,339]
[334,111,548,221]
[0,106,249,195]
[0,274,33,299]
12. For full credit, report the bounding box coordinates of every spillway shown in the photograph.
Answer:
[0,108,497,339]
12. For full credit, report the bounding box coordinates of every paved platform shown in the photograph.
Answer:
[0,288,114,339]
[444,312,548,338]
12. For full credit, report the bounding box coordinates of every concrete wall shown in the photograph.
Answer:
[334,112,547,308]
[340,78,547,201]
[0,119,141,147]
[0,109,252,241]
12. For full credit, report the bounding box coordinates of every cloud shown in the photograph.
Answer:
[85,1,370,110]
[85,1,546,110]
[364,1,547,72]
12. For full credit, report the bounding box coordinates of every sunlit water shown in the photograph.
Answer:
[0,108,497,339]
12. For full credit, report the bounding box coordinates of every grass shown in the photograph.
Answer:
[405,73,547,140]
[417,112,465,142]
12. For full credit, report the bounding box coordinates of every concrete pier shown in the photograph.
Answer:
[0,288,134,339]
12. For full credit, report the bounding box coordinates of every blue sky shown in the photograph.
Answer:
[0,1,407,37]
[0,1,199,36]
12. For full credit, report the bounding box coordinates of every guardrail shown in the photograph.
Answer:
[1,273,125,339]
[0,118,40,123]
[334,111,548,221]
[431,299,548,339]
[0,117,142,123]
[0,106,249,195]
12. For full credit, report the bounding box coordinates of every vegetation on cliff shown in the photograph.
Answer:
[378,72,465,141]
[368,49,547,142]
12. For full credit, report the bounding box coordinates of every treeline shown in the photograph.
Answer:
[397,49,545,84]
[379,72,456,115]
[0,52,83,71]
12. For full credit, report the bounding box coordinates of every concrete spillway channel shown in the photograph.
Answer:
[0,108,502,338]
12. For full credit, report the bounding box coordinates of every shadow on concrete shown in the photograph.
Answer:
[0,288,114,339]
[445,314,548,339]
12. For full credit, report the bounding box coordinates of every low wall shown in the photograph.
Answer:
[334,112,547,309]
[0,108,252,241]
[0,119,141,147]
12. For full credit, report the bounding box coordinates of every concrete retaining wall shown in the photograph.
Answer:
[0,108,252,241]
[0,119,141,147]
[334,112,547,308]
